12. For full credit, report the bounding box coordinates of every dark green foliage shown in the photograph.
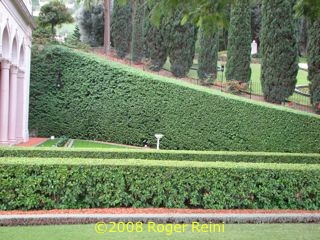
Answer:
[72,25,81,42]
[1,148,320,164]
[225,0,251,83]
[168,12,198,77]
[131,0,146,62]
[1,158,319,210]
[30,45,320,152]
[307,19,320,113]
[111,0,132,58]
[197,29,219,81]
[251,1,261,46]
[32,25,52,45]
[145,16,169,71]
[260,0,299,103]
[77,4,104,47]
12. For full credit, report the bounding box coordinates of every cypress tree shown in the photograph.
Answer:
[197,28,219,82]
[78,4,104,47]
[145,16,169,71]
[131,0,145,63]
[72,25,81,42]
[168,12,198,78]
[307,19,320,113]
[111,0,132,59]
[260,0,299,103]
[225,0,252,83]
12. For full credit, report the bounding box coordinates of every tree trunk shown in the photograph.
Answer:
[104,0,111,54]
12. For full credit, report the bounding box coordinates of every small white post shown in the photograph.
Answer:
[155,134,164,150]
[251,40,258,55]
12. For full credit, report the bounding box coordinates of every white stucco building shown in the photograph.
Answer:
[0,0,35,145]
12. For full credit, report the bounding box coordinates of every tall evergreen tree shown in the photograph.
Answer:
[225,0,251,83]
[111,0,132,58]
[145,16,169,71]
[307,19,320,113]
[197,28,219,82]
[260,0,299,103]
[78,4,104,47]
[168,11,198,78]
[131,0,146,62]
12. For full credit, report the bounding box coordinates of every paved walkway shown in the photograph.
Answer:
[15,137,48,147]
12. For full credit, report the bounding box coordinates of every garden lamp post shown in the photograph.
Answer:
[155,134,164,150]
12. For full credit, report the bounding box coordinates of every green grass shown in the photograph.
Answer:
[72,140,129,149]
[0,224,319,240]
[37,139,60,147]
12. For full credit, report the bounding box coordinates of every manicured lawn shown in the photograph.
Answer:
[37,139,60,147]
[0,224,319,240]
[72,140,128,149]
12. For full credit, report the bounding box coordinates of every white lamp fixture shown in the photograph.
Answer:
[155,134,164,150]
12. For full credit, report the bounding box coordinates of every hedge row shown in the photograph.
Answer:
[1,148,320,164]
[30,45,320,152]
[0,158,319,210]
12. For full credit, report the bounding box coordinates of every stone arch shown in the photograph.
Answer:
[19,44,25,68]
[11,36,18,65]
[1,26,10,59]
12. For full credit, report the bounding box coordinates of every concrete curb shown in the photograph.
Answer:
[1,213,320,226]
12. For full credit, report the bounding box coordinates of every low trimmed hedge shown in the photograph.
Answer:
[1,148,320,164]
[0,158,319,210]
[30,45,320,152]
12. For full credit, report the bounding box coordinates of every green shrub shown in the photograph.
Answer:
[54,136,69,147]
[30,45,320,152]
[0,158,319,210]
[1,148,320,164]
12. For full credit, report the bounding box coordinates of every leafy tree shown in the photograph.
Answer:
[77,3,104,47]
[197,28,219,82]
[111,0,132,58]
[260,0,299,103]
[38,0,73,37]
[168,11,198,78]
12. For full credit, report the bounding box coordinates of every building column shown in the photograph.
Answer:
[0,60,11,144]
[8,65,19,143]
[15,70,25,143]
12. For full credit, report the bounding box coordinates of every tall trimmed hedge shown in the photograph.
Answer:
[1,158,319,210]
[30,45,320,152]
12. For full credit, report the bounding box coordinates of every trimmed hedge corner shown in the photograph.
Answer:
[0,158,319,210]
[30,45,320,152]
